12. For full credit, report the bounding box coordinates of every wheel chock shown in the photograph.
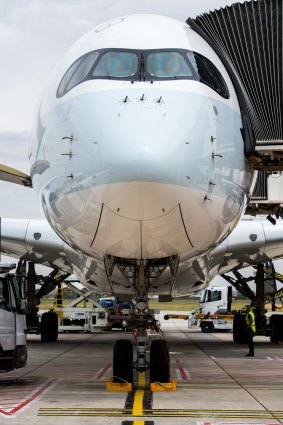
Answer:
[150,380,177,391]
[106,380,132,392]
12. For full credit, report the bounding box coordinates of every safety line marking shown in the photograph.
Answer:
[198,422,280,425]
[132,373,146,416]
[94,363,112,380]
[121,422,155,424]
[36,408,283,419]
[132,390,144,416]
[175,358,191,380]
[0,379,58,418]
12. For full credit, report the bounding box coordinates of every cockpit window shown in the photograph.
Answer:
[57,51,98,97]
[146,52,193,78]
[92,51,138,78]
[188,52,229,99]
[56,48,229,99]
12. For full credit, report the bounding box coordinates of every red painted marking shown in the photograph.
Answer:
[0,379,57,417]
[176,358,187,380]
[96,363,111,380]
[201,423,280,425]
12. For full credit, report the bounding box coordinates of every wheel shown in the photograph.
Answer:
[150,339,170,383]
[113,339,133,383]
[201,322,213,333]
[270,315,283,344]
[40,312,59,342]
[233,313,247,343]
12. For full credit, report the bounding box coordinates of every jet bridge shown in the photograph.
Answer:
[188,0,283,217]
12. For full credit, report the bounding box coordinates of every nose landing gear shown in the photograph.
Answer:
[108,259,173,390]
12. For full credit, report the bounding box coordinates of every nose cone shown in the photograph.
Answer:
[100,106,187,182]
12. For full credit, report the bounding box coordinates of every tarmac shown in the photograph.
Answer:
[1,313,283,425]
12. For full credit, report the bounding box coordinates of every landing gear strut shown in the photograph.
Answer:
[109,258,174,385]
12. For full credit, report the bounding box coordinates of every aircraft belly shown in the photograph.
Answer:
[40,180,245,260]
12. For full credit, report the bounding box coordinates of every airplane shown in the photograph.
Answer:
[1,4,283,384]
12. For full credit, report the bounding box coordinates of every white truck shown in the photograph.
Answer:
[199,285,233,314]
[194,285,234,333]
[164,286,234,332]
[0,264,27,372]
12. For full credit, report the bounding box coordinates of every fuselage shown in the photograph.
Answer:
[30,14,253,264]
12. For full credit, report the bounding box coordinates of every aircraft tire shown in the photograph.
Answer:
[113,339,133,383]
[150,339,170,383]
[40,311,58,342]
[233,313,247,343]
[270,314,283,343]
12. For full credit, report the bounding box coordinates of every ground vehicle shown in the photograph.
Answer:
[39,307,109,333]
[164,286,235,332]
[196,286,234,333]
[0,264,27,372]
[199,286,233,314]
[195,309,234,333]
[99,298,134,330]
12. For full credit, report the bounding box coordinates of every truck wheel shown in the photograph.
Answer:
[233,314,247,343]
[150,340,170,383]
[201,322,213,333]
[40,312,58,342]
[270,315,283,343]
[113,339,133,383]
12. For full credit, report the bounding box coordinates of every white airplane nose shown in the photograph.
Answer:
[100,106,187,175]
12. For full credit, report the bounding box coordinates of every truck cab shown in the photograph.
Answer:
[199,286,232,314]
[0,265,27,372]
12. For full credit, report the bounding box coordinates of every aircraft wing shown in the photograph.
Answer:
[2,217,283,296]
[216,219,283,274]
[0,218,122,294]
[0,164,32,187]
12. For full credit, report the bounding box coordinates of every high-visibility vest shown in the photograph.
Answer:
[246,310,256,333]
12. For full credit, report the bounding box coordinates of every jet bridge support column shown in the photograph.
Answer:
[254,264,266,332]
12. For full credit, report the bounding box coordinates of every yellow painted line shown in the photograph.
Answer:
[133,421,145,425]
[138,371,146,388]
[132,372,145,417]
[132,390,144,416]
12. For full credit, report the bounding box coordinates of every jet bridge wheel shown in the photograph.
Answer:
[40,311,59,342]
[113,339,133,383]
[150,339,170,383]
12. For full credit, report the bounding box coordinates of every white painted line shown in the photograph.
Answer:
[175,369,182,381]
[183,368,191,379]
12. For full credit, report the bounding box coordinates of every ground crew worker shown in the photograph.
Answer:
[245,305,256,357]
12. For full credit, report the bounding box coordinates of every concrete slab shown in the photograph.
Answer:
[0,318,283,425]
